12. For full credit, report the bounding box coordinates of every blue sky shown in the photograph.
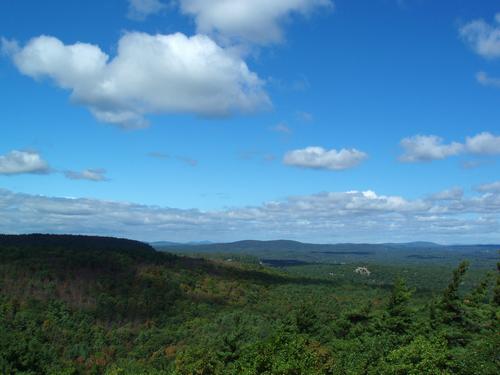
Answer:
[1,0,500,243]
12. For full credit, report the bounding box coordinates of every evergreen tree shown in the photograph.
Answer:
[385,277,413,334]
[441,261,469,324]
[294,303,318,334]
[468,277,490,306]
[493,262,500,306]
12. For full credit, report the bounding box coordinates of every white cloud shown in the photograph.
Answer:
[128,0,167,20]
[399,135,464,162]
[475,181,500,193]
[284,146,367,170]
[64,169,107,181]
[476,71,500,87]
[465,132,500,155]
[3,33,270,128]
[0,150,50,175]
[1,186,499,243]
[271,122,291,134]
[296,111,314,123]
[429,188,464,201]
[461,159,490,170]
[0,37,18,56]
[399,133,500,162]
[179,0,333,45]
[460,13,500,59]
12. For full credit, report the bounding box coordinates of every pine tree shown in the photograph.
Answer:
[493,262,500,306]
[441,261,469,324]
[385,277,413,333]
[468,277,490,306]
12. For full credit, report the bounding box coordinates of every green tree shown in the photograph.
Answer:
[377,336,451,375]
[441,261,469,325]
[384,277,413,334]
[294,302,318,334]
[493,262,500,306]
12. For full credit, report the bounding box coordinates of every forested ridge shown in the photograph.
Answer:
[0,234,498,374]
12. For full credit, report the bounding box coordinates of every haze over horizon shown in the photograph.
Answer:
[1,0,500,244]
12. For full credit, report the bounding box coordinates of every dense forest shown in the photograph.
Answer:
[0,234,498,374]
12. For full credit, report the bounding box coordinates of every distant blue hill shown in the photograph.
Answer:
[150,240,215,247]
[152,239,499,252]
[383,241,443,248]
[152,239,499,267]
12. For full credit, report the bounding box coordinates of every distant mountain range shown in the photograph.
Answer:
[151,239,499,252]
[151,239,499,267]
[150,240,215,247]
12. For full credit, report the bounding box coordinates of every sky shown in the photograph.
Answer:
[1,0,500,244]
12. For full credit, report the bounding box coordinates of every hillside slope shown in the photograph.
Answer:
[0,234,498,374]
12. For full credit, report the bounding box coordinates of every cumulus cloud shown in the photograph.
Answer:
[428,188,464,201]
[465,132,500,155]
[399,132,500,162]
[1,186,499,243]
[284,146,367,170]
[64,169,108,181]
[459,13,500,59]
[128,0,167,20]
[3,33,270,128]
[399,135,464,162]
[475,181,500,193]
[179,0,333,45]
[0,150,50,175]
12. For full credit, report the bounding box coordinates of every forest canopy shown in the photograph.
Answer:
[0,234,498,374]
